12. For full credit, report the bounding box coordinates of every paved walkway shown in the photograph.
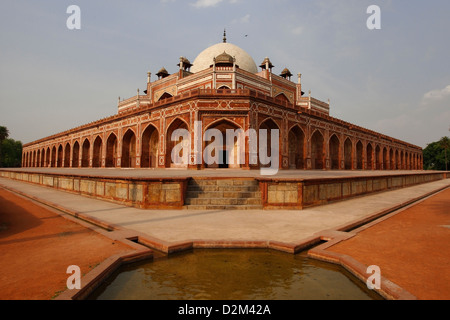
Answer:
[0,168,433,179]
[323,188,450,300]
[0,176,449,299]
[0,177,449,247]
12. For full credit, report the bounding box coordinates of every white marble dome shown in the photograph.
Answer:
[191,42,258,74]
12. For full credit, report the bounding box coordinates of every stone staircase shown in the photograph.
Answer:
[184,178,263,210]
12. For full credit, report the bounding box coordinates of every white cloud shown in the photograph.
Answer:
[423,85,450,101]
[191,0,224,8]
[190,0,239,8]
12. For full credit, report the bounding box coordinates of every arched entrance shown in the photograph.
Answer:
[311,130,325,170]
[45,147,50,167]
[141,125,159,169]
[106,133,118,168]
[57,145,63,168]
[40,149,45,167]
[64,143,70,168]
[122,129,136,168]
[72,142,80,168]
[204,119,243,169]
[375,145,381,170]
[166,118,189,168]
[288,126,305,169]
[259,119,281,170]
[93,136,102,168]
[329,134,340,170]
[344,138,352,170]
[81,139,90,168]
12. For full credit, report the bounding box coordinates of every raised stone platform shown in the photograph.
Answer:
[0,168,447,210]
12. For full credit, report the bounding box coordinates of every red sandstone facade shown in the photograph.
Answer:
[22,38,423,171]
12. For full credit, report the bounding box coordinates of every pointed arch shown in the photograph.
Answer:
[275,93,290,104]
[375,145,381,170]
[45,147,51,167]
[64,143,71,168]
[311,129,325,170]
[166,118,189,168]
[344,138,352,170]
[158,92,173,102]
[329,134,340,170]
[92,136,103,168]
[122,129,137,168]
[141,124,159,169]
[36,150,41,168]
[259,118,281,169]
[204,119,244,169]
[40,148,45,167]
[288,125,305,169]
[383,147,388,170]
[205,117,243,132]
[72,141,80,168]
[105,133,118,168]
[81,138,90,168]
[57,144,63,168]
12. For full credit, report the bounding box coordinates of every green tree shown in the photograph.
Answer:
[0,126,22,168]
[423,136,450,171]
[0,126,9,142]
[439,136,450,171]
[0,139,23,167]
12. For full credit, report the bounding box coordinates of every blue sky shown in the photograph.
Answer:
[0,0,449,148]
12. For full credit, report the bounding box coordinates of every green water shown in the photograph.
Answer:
[89,249,383,300]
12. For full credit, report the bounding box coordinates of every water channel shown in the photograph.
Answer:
[89,249,383,300]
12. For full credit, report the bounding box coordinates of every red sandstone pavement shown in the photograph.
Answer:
[316,188,450,300]
[0,188,140,300]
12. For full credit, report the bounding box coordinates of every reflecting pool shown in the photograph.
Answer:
[89,249,382,300]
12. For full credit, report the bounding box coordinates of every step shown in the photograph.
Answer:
[183,205,264,211]
[186,191,261,199]
[184,178,262,210]
[189,179,259,187]
[185,197,262,206]
[187,185,261,192]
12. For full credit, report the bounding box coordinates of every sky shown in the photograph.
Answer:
[0,0,449,148]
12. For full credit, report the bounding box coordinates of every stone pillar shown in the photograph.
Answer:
[136,123,141,169]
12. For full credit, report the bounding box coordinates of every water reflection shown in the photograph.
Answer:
[90,249,382,300]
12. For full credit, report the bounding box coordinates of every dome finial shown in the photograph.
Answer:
[223,29,227,43]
